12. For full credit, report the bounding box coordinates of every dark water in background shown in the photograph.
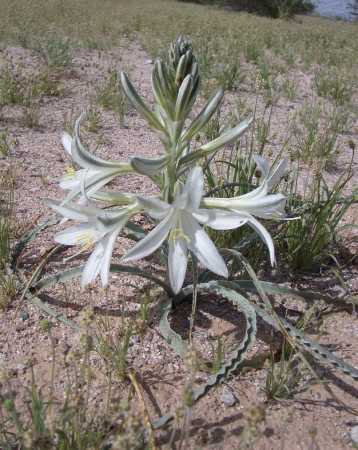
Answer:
[313,0,356,20]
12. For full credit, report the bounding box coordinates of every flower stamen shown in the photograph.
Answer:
[169,228,190,243]
[64,166,76,178]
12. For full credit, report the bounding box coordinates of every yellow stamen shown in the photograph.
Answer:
[64,166,76,178]
[169,228,190,244]
[76,232,95,250]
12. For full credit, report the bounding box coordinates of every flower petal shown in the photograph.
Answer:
[232,194,287,219]
[182,166,204,211]
[62,132,73,155]
[267,158,288,190]
[254,156,288,190]
[193,209,248,230]
[202,192,286,220]
[55,223,103,246]
[100,222,126,286]
[168,238,188,294]
[47,199,101,221]
[181,212,228,278]
[245,214,276,266]
[253,155,269,178]
[122,211,175,262]
[136,196,170,219]
[62,169,119,204]
[59,169,98,191]
[81,241,103,286]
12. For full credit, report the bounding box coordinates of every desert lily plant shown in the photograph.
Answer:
[40,36,357,427]
[49,36,285,293]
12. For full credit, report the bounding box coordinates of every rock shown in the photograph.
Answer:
[350,425,358,445]
[20,311,29,321]
[130,335,140,346]
[220,387,237,407]
[15,363,26,372]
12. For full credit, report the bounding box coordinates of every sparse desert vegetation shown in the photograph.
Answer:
[0,1,357,449]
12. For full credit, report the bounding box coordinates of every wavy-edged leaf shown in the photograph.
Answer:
[155,280,257,428]
[27,293,79,330]
[159,298,188,357]
[34,264,172,295]
[11,218,60,270]
[231,279,358,311]
[224,251,358,381]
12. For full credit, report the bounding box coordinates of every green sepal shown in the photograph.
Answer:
[179,117,253,168]
[120,72,167,133]
[130,154,169,176]
[181,88,224,143]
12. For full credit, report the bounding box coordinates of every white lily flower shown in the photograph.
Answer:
[48,200,137,287]
[59,129,132,204]
[122,167,247,294]
[253,155,288,190]
[202,157,288,265]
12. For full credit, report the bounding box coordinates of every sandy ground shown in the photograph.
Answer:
[0,41,358,449]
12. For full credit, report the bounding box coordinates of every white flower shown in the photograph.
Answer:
[48,200,136,287]
[60,126,132,203]
[202,157,288,265]
[253,155,288,190]
[122,167,246,294]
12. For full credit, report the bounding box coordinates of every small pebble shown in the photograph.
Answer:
[20,311,29,321]
[350,425,358,445]
[220,387,237,407]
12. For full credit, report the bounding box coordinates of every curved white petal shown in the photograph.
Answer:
[193,209,248,230]
[254,156,288,190]
[231,194,287,219]
[203,182,269,210]
[245,214,276,266]
[47,200,91,221]
[253,155,269,178]
[62,169,119,204]
[233,180,268,201]
[182,166,204,211]
[267,158,288,190]
[136,196,170,219]
[100,224,125,286]
[168,238,188,294]
[81,241,103,286]
[181,212,228,278]
[62,132,73,155]
[54,223,103,246]
[59,169,98,191]
[122,211,176,262]
[47,199,101,221]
